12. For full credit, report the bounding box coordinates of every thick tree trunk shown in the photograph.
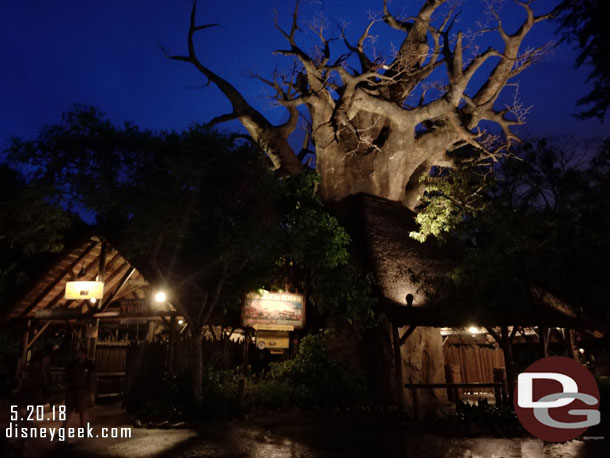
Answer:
[315,129,428,208]
[170,0,552,412]
[191,325,204,403]
[500,326,516,403]
[315,131,448,410]
[399,327,448,411]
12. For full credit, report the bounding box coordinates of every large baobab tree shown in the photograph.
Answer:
[168,0,553,406]
[168,0,552,209]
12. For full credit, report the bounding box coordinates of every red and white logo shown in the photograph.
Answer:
[514,356,600,442]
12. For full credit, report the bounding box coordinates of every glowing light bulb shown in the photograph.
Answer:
[154,291,167,303]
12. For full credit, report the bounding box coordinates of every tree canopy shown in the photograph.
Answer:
[555,0,610,121]
[0,164,74,312]
[411,137,610,322]
[6,106,375,329]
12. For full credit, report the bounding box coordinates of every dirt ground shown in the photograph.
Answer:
[1,401,607,458]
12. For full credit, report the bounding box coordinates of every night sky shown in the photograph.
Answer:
[1,0,608,152]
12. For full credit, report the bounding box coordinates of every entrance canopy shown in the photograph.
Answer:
[6,235,178,322]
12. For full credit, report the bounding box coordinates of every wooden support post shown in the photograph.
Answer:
[493,368,507,405]
[146,321,155,342]
[564,329,580,360]
[239,329,250,405]
[500,326,516,402]
[538,326,550,358]
[20,321,31,364]
[243,330,250,377]
[392,325,404,410]
[168,315,176,378]
[486,326,515,403]
[86,319,99,361]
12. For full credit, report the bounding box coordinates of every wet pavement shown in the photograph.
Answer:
[1,402,607,457]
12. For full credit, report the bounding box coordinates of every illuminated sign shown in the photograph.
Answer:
[65,281,104,300]
[242,291,305,329]
[118,299,172,316]
[255,330,290,350]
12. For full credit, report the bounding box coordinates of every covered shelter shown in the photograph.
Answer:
[331,193,606,413]
[5,234,184,398]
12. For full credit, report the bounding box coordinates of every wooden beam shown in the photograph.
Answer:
[509,326,519,343]
[20,241,98,316]
[98,241,107,281]
[399,326,417,346]
[20,321,31,364]
[99,265,135,313]
[26,321,51,350]
[485,326,501,344]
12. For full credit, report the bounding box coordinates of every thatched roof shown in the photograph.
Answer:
[5,234,176,321]
[331,193,601,331]
[331,193,451,308]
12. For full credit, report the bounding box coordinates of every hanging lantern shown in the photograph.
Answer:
[65,281,105,300]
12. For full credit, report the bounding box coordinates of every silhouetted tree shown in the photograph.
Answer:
[556,0,610,121]
[6,106,374,402]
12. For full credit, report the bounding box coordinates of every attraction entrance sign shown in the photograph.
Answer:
[242,291,305,330]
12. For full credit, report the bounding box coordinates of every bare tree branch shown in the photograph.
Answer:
[167,1,303,175]
[170,0,553,207]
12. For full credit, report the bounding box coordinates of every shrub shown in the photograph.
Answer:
[249,334,368,410]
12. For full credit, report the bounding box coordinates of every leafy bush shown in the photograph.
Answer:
[137,367,244,423]
[249,334,368,410]
[136,371,193,423]
[596,376,610,418]
[134,335,369,422]
[198,367,242,420]
[444,399,522,436]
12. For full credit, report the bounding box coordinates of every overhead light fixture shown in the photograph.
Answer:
[65,281,104,300]
[154,291,167,303]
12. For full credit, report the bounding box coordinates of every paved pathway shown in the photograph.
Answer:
[1,401,607,457]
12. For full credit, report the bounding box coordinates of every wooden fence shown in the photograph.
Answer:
[122,336,246,411]
[95,341,129,398]
[443,342,505,395]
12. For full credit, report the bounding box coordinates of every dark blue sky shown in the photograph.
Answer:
[0,0,608,150]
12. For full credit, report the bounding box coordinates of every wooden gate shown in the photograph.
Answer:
[95,341,129,398]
